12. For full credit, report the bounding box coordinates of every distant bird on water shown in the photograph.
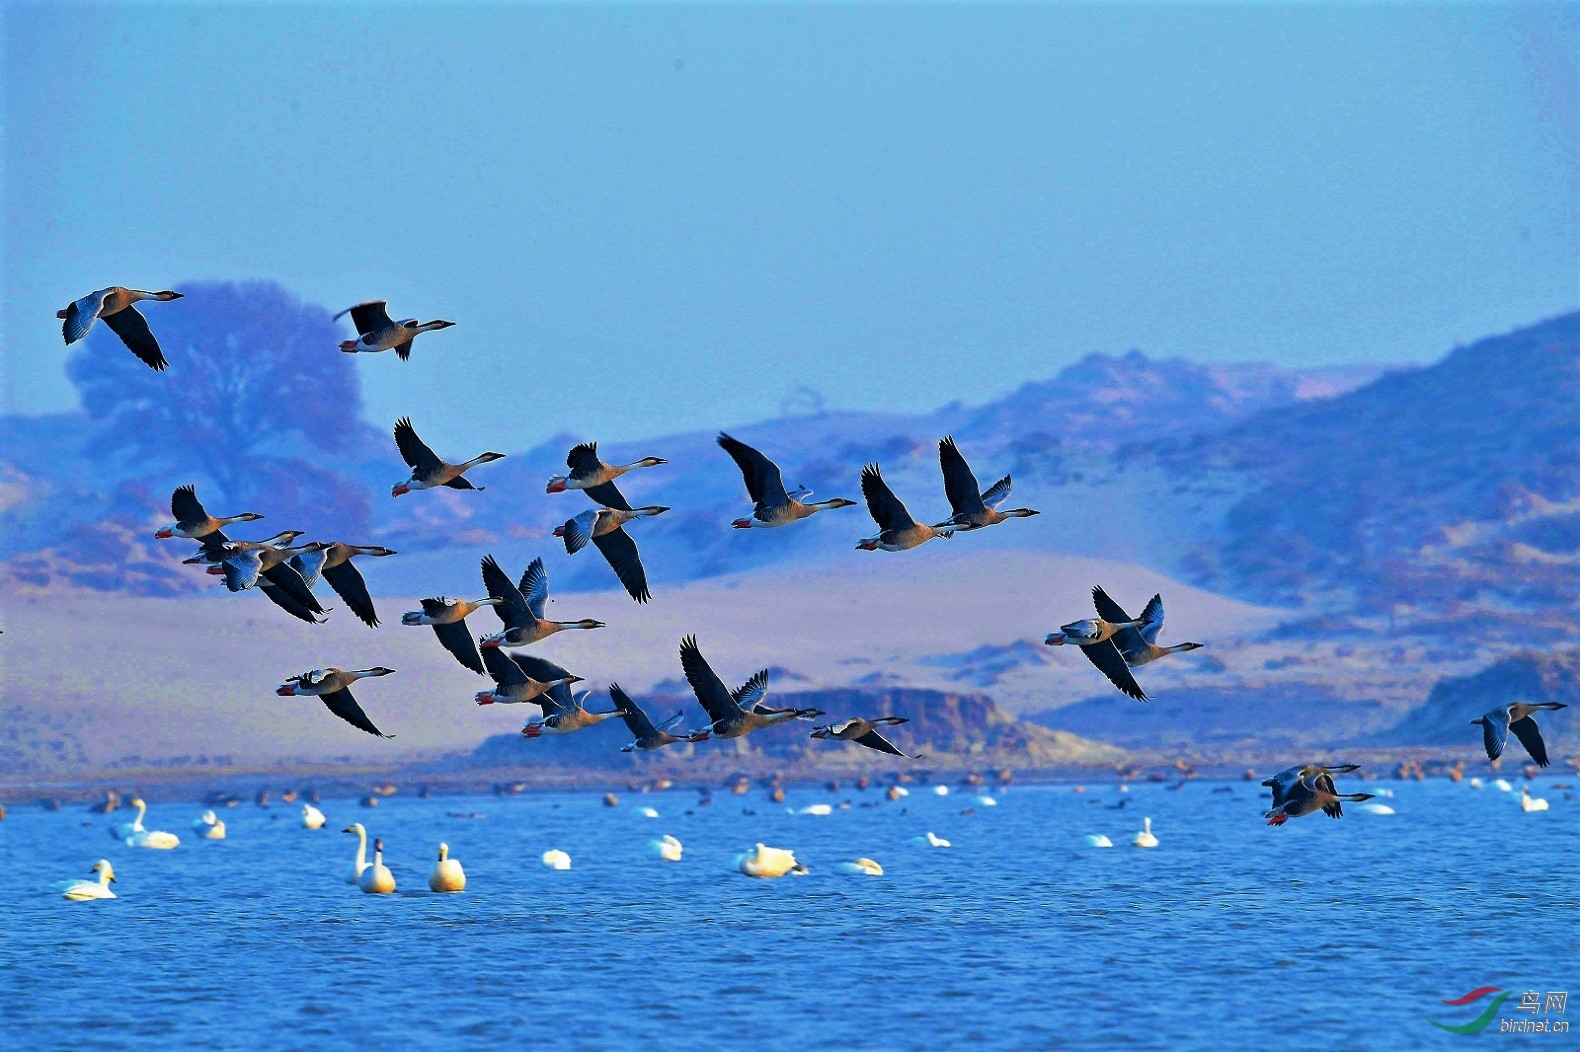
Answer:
[58,287,183,370]
[1261,763,1372,825]
[276,667,397,738]
[678,636,823,741]
[1046,613,1148,701]
[360,838,396,894]
[1471,701,1568,767]
[856,463,954,551]
[53,860,117,901]
[390,417,505,497]
[716,433,857,528]
[403,596,501,674]
[1086,587,1205,667]
[555,485,667,604]
[429,843,466,892]
[335,300,454,359]
[154,485,262,541]
[478,555,604,648]
[611,684,692,752]
[545,441,666,505]
[933,436,1039,531]
[810,716,920,758]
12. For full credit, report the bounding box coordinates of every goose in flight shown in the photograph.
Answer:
[522,681,630,739]
[207,540,330,624]
[476,649,582,706]
[335,300,454,359]
[478,555,604,648]
[1082,587,1205,667]
[611,684,692,752]
[933,437,1039,530]
[554,484,667,603]
[545,441,666,504]
[277,667,397,738]
[154,485,262,540]
[1471,702,1568,767]
[716,433,856,528]
[856,464,953,551]
[391,417,505,496]
[402,595,502,674]
[287,542,397,627]
[1045,614,1148,701]
[810,716,919,758]
[58,287,183,370]
[679,636,823,741]
[1261,763,1372,825]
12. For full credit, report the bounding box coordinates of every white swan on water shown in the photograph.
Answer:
[645,835,683,862]
[1083,834,1114,848]
[113,798,149,841]
[429,843,466,892]
[54,860,116,901]
[343,823,370,884]
[735,843,804,877]
[907,831,951,848]
[121,800,179,849]
[1520,786,1550,812]
[301,804,326,829]
[1493,779,1514,792]
[1357,802,1395,815]
[359,838,396,894]
[192,811,226,840]
[541,850,572,870]
[835,858,883,876]
[1132,818,1158,848]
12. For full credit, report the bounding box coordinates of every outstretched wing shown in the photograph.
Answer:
[583,480,633,512]
[733,669,770,710]
[432,621,485,675]
[680,636,740,723]
[393,417,443,474]
[1135,594,1166,645]
[336,300,394,336]
[592,527,650,603]
[393,339,414,361]
[263,563,325,614]
[560,510,598,555]
[258,580,323,624]
[481,555,531,628]
[1078,640,1149,702]
[1509,716,1551,767]
[62,289,110,344]
[518,558,549,620]
[938,437,986,517]
[319,687,392,738]
[481,645,528,687]
[854,728,909,757]
[103,305,168,371]
[611,684,657,739]
[322,561,379,627]
[566,442,601,473]
[1091,586,1146,664]
[979,474,1013,509]
[717,433,789,507]
[171,485,207,523]
[1478,714,1508,761]
[860,464,916,532]
[289,550,327,590]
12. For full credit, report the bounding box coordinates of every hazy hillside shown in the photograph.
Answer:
[1383,650,1578,754]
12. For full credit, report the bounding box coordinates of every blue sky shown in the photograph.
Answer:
[4,2,1575,450]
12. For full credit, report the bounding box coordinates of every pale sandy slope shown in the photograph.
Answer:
[0,548,1278,769]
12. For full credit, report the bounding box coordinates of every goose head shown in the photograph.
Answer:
[358,667,397,679]
[636,456,667,467]
[93,860,116,882]
[152,291,184,302]
[819,498,858,509]
[1174,642,1206,652]
[473,452,507,464]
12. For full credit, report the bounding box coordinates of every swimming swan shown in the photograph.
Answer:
[796,804,833,816]
[301,804,326,829]
[54,860,116,901]
[907,831,951,848]
[1520,786,1550,812]
[541,850,572,870]
[636,806,660,818]
[645,835,683,861]
[429,843,466,892]
[343,823,371,883]
[835,858,883,875]
[1083,834,1114,848]
[1132,818,1158,848]
[123,802,180,849]
[359,838,396,894]
[735,843,803,877]
[113,798,150,841]
[192,811,226,840]
[1357,802,1395,815]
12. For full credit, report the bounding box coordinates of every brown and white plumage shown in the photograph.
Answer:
[1261,763,1371,825]
[717,433,857,528]
[554,491,667,603]
[335,300,454,360]
[678,636,823,741]
[479,555,604,648]
[810,716,919,758]
[933,436,1039,530]
[1089,587,1205,667]
[545,441,666,503]
[390,417,505,496]
[1471,702,1568,767]
[154,485,262,540]
[206,540,329,624]
[277,667,396,738]
[58,287,184,371]
[476,649,582,706]
[856,463,953,551]
[521,678,628,738]
[612,684,693,751]
[401,596,501,674]
[1046,615,1148,701]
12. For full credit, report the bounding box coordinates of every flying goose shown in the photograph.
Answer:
[58,287,183,370]
[612,684,692,752]
[545,441,666,505]
[476,649,582,706]
[1088,587,1205,667]
[207,540,330,624]
[288,543,396,627]
[154,485,262,540]
[391,417,505,496]
[185,529,303,565]
[716,433,856,528]
[810,716,919,758]
[933,437,1039,530]
[335,300,454,359]
[678,636,823,741]
[522,681,630,739]
[554,487,667,603]
[1471,702,1568,767]
[478,555,604,648]
[1261,764,1373,825]
[1045,615,1148,701]
[276,667,397,738]
[856,464,953,551]
[402,596,501,674]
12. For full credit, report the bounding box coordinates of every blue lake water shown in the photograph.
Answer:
[3,778,1576,1050]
